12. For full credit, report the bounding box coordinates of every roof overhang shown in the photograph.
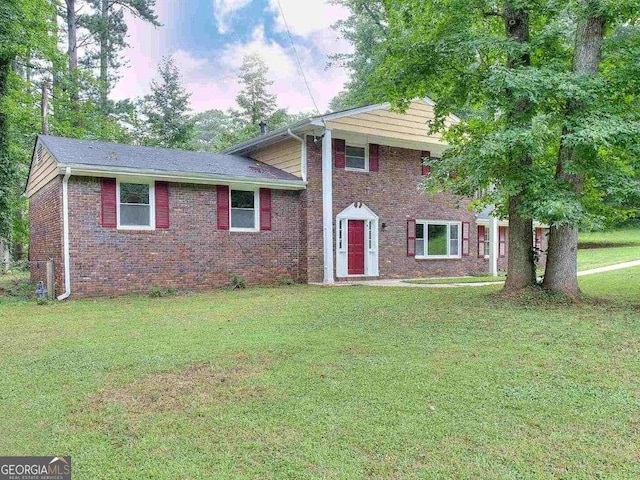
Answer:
[58,164,307,190]
[222,97,460,156]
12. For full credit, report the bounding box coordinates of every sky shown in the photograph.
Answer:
[110,0,353,115]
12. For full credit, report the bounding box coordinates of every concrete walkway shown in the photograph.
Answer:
[328,259,640,289]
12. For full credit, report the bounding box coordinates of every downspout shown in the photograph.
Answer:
[287,129,307,181]
[57,167,71,300]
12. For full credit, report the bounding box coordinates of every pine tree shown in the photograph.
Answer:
[235,53,277,125]
[140,56,194,148]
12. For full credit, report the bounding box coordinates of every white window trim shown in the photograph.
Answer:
[415,220,462,259]
[344,143,369,173]
[116,179,155,231]
[229,188,260,232]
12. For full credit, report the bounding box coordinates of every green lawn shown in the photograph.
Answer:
[0,269,638,479]
[578,228,640,270]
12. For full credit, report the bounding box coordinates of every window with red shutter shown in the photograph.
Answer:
[259,188,272,231]
[407,219,416,257]
[499,227,507,258]
[421,151,431,176]
[369,144,380,172]
[217,185,230,230]
[462,222,470,256]
[155,182,170,228]
[101,178,117,227]
[333,138,346,169]
[477,225,485,258]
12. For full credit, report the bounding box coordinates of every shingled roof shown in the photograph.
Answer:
[37,135,302,183]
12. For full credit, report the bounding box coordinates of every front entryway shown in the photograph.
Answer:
[336,203,379,278]
[348,220,365,275]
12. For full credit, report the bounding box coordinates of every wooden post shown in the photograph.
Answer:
[46,259,55,298]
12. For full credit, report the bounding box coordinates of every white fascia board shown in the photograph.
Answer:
[61,165,307,190]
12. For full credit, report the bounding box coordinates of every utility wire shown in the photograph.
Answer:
[276,0,326,127]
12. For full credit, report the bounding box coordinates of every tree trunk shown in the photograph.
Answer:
[504,197,537,292]
[99,0,109,111]
[543,10,605,297]
[0,55,14,245]
[51,0,60,90]
[65,0,81,124]
[502,2,537,292]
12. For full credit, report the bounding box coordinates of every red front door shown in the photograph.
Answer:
[348,220,365,275]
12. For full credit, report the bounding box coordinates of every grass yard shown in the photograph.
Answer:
[0,269,638,479]
[577,227,640,270]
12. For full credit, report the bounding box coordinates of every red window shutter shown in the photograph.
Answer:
[333,138,346,169]
[369,144,380,172]
[101,178,117,228]
[155,182,170,228]
[217,185,230,230]
[499,227,507,258]
[462,221,470,256]
[421,150,431,176]
[477,225,485,258]
[407,219,416,257]
[259,188,272,231]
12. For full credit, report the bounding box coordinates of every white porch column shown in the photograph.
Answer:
[322,129,335,284]
[490,215,499,276]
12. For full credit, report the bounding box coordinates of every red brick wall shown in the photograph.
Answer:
[28,176,64,294]
[306,136,494,281]
[67,178,303,297]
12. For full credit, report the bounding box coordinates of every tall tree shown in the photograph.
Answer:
[541,1,639,296]
[329,0,388,110]
[235,53,277,125]
[372,0,559,292]
[140,56,194,148]
[0,0,54,247]
[81,0,160,111]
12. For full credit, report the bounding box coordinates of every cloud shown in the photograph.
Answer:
[110,3,175,102]
[213,0,253,33]
[268,0,350,36]
[112,1,354,114]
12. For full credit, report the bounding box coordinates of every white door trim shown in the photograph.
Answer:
[336,203,379,278]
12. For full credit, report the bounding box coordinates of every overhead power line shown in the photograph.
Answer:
[275,0,326,126]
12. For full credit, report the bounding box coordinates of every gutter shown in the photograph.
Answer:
[58,165,307,191]
[57,167,71,301]
[287,129,307,182]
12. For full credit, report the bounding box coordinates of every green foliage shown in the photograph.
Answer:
[369,0,640,230]
[235,53,277,125]
[329,0,388,110]
[230,275,246,290]
[139,56,195,149]
[149,286,177,298]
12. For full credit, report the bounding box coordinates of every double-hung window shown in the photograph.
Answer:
[230,189,258,230]
[484,228,491,257]
[345,145,368,171]
[118,181,154,229]
[415,220,462,258]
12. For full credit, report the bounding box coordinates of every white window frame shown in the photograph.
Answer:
[415,220,462,259]
[116,179,155,231]
[344,143,369,172]
[229,188,260,232]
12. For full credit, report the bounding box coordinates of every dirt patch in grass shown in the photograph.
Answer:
[74,355,273,436]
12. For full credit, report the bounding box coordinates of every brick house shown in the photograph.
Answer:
[26,99,547,298]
